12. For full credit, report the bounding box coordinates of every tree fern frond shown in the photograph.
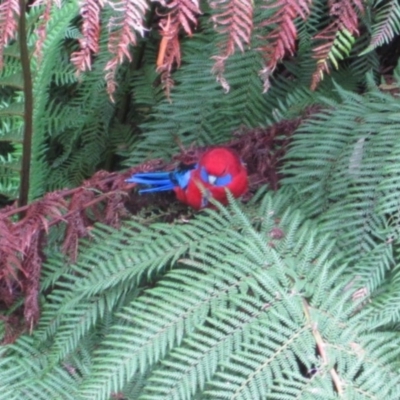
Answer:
[376,137,400,221]
[0,0,20,68]
[210,0,253,91]
[362,261,400,329]
[128,32,268,164]
[258,0,311,92]
[30,0,80,199]
[1,189,400,398]
[281,80,400,271]
[67,193,395,399]
[104,0,148,96]
[71,0,102,72]
[156,0,201,96]
[365,0,400,52]
[0,148,21,197]
[311,26,356,90]
[1,0,400,396]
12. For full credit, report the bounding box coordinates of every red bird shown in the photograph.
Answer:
[126,147,248,209]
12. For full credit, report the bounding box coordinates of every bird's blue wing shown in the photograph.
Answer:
[126,168,192,194]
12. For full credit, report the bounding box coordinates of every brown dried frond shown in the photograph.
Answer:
[0,172,133,337]
[15,192,67,253]
[0,315,25,344]
[104,0,148,98]
[310,22,338,90]
[258,0,311,93]
[157,12,181,99]
[31,0,59,62]
[71,0,103,72]
[62,188,95,262]
[331,0,364,32]
[156,0,201,98]
[102,173,130,226]
[210,0,253,92]
[167,0,200,36]
[228,117,303,191]
[0,0,20,68]
[21,231,43,331]
[0,217,23,290]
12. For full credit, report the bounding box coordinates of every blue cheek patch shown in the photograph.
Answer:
[199,167,232,186]
[200,167,208,183]
[215,174,232,186]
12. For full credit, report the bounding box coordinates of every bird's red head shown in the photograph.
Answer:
[199,147,243,176]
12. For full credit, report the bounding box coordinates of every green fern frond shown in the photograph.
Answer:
[328,29,356,70]
[0,49,24,199]
[364,0,400,53]
[30,0,80,199]
[282,79,400,259]
[1,189,400,398]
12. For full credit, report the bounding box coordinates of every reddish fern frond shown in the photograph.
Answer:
[21,231,42,331]
[210,0,253,92]
[71,0,103,72]
[258,0,311,92]
[0,172,131,335]
[310,22,338,90]
[211,0,253,53]
[33,0,52,62]
[0,315,24,344]
[104,0,148,99]
[31,0,60,62]
[37,0,61,8]
[62,188,94,262]
[0,202,60,332]
[157,12,181,99]
[330,0,364,33]
[15,193,67,253]
[0,218,23,291]
[0,0,20,68]
[166,0,200,36]
[156,0,200,98]
[310,0,364,90]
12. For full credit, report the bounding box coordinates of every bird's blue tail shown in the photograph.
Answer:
[126,169,192,193]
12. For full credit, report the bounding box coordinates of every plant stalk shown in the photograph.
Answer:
[18,0,33,210]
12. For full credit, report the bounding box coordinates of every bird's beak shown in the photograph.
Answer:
[208,175,217,185]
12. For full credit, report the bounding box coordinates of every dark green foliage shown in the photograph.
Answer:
[1,0,400,398]
[1,0,386,201]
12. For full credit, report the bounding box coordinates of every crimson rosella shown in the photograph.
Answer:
[126,147,248,209]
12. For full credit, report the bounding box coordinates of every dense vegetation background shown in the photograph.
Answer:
[1,0,400,398]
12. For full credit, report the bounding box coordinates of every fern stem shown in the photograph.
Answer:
[18,0,33,209]
[303,299,344,395]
